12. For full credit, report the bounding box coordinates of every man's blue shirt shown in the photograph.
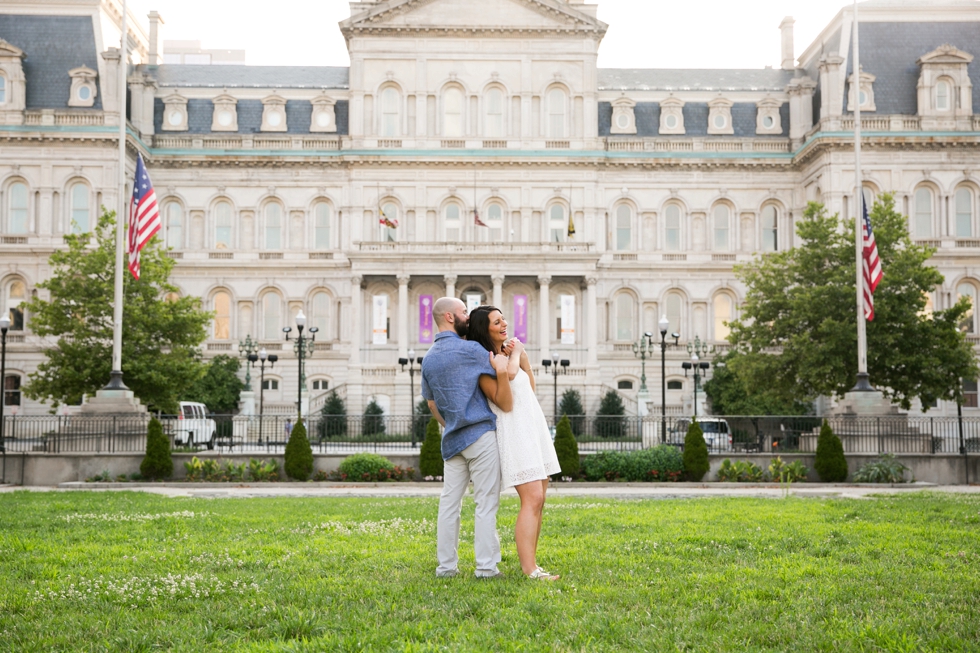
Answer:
[421,331,497,460]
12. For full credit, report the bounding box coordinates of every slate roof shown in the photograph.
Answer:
[599,101,789,138]
[153,98,350,135]
[598,68,796,92]
[147,65,350,89]
[0,14,102,110]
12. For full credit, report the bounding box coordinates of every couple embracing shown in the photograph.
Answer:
[421,297,561,581]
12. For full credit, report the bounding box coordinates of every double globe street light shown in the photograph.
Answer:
[542,353,570,422]
[283,311,317,419]
[399,349,424,447]
[681,335,713,418]
[0,313,9,473]
[247,348,278,443]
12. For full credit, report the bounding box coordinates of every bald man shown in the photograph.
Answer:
[421,297,512,578]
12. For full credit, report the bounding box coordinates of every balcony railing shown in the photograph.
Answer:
[355,241,595,254]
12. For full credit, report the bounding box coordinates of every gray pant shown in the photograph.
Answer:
[436,430,501,577]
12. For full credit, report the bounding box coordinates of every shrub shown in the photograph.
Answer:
[683,419,709,482]
[558,389,585,435]
[140,417,173,480]
[552,415,580,479]
[363,398,386,436]
[581,451,628,481]
[339,453,397,482]
[418,418,444,478]
[814,420,848,482]
[716,459,765,482]
[247,458,280,482]
[768,456,808,483]
[317,391,347,439]
[595,390,627,438]
[284,418,314,481]
[853,454,910,483]
[580,446,683,482]
[412,399,431,443]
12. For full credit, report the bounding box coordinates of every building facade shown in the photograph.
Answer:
[1,0,980,417]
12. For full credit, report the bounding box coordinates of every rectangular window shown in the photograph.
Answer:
[964,379,978,408]
[915,189,933,238]
[10,183,29,234]
[956,189,973,238]
[3,375,20,406]
[315,204,331,249]
[0,76,6,103]
[215,203,232,249]
[265,204,281,249]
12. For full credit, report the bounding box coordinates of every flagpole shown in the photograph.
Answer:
[852,0,872,391]
[107,0,128,390]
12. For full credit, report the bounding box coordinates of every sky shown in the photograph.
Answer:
[131,0,852,70]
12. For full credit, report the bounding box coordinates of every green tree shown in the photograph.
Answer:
[284,418,314,481]
[412,399,432,443]
[558,388,585,435]
[183,355,244,414]
[727,196,978,410]
[21,209,211,413]
[363,397,386,436]
[703,352,811,415]
[683,419,709,482]
[140,417,173,480]
[418,418,444,478]
[814,420,848,482]
[595,390,626,438]
[317,391,348,439]
[552,414,580,479]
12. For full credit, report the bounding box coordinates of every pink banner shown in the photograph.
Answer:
[419,295,434,343]
[513,295,528,343]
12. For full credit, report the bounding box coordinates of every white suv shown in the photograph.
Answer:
[669,417,733,451]
[174,401,217,449]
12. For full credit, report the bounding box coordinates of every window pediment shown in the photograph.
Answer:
[916,44,973,120]
[659,96,685,135]
[68,65,98,108]
[211,91,238,132]
[0,38,25,62]
[610,96,636,135]
[162,92,188,131]
[310,93,336,133]
[847,69,876,112]
[261,93,288,132]
[707,96,733,135]
[917,44,974,66]
[755,96,783,135]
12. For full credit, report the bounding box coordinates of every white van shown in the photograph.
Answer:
[668,417,733,451]
[174,401,218,449]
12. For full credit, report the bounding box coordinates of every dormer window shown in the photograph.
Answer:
[707,97,734,135]
[68,66,98,108]
[211,92,238,132]
[756,97,782,135]
[916,44,973,125]
[847,69,876,112]
[261,94,287,132]
[936,79,951,111]
[310,94,336,133]
[161,92,188,131]
[659,96,685,135]
[0,75,6,104]
[610,96,636,135]
[0,39,26,117]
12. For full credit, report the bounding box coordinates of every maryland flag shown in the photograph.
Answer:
[567,211,576,238]
[379,205,398,229]
[473,208,487,227]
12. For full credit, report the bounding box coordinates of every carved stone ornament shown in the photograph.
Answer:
[67,65,98,108]
[659,96,685,135]
[211,91,239,132]
[707,96,734,135]
[161,91,189,131]
[260,93,288,132]
[756,96,783,135]
[847,69,877,112]
[310,93,336,133]
[610,96,637,135]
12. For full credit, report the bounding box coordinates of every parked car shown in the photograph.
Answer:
[171,402,218,449]
[667,417,733,451]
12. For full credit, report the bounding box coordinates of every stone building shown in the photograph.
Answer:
[1,0,979,417]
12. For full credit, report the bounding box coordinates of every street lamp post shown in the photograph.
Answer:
[632,331,655,417]
[399,348,424,448]
[658,316,680,442]
[238,334,259,391]
[541,353,570,423]
[0,314,9,476]
[249,348,278,444]
[283,310,317,420]
[681,335,713,418]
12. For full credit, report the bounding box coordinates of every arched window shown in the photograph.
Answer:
[214,201,232,249]
[443,87,463,137]
[7,182,28,234]
[936,79,951,112]
[615,293,634,341]
[549,205,566,243]
[6,279,26,331]
[311,291,330,335]
[548,88,566,139]
[265,203,282,249]
[713,204,730,250]
[713,294,733,341]
[920,291,934,318]
[665,292,682,337]
[262,293,281,340]
[615,205,632,251]
[955,188,974,238]
[381,87,400,137]
[444,203,461,241]
[667,380,683,390]
[762,205,778,252]
[213,291,231,340]
[486,88,504,138]
[958,283,976,333]
[381,202,398,242]
[665,204,681,251]
[914,188,933,238]
[70,183,89,234]
[165,203,182,249]
[0,75,6,104]
[314,202,331,249]
[486,203,503,241]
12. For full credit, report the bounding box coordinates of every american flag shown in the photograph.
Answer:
[862,198,883,321]
[127,153,161,279]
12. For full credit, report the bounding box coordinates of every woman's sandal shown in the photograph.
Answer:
[528,567,560,581]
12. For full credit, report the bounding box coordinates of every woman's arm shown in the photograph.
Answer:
[521,350,536,392]
[506,340,522,380]
[479,353,514,412]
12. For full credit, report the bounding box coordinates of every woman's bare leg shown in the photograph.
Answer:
[534,479,549,559]
[513,480,546,575]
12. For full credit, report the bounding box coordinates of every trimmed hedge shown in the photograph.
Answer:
[683,419,709,482]
[418,418,444,478]
[553,414,580,479]
[814,420,848,482]
[581,446,684,482]
[140,417,172,480]
[284,418,314,481]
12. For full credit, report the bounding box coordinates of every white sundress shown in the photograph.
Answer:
[489,368,562,489]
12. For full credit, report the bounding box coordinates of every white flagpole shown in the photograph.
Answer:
[109,0,128,389]
[853,0,871,390]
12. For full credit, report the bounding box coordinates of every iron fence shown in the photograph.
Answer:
[2,413,979,456]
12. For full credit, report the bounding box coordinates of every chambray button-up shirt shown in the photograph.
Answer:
[421,331,497,460]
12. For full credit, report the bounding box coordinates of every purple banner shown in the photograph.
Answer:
[513,295,528,343]
[419,295,434,344]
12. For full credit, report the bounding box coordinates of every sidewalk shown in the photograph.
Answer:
[1,481,976,500]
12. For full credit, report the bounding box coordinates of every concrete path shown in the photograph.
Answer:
[1,481,977,500]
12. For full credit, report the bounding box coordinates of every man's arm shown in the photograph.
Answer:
[427,400,445,428]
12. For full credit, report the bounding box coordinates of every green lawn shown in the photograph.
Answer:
[1,491,978,652]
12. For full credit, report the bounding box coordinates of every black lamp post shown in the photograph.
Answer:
[681,335,713,418]
[249,348,278,443]
[657,315,680,442]
[541,352,570,422]
[238,334,259,391]
[0,313,9,469]
[283,310,317,420]
[632,331,655,412]
[399,348,424,448]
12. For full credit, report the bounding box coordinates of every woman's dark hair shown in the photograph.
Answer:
[467,305,502,354]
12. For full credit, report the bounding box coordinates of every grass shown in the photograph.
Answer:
[1,491,979,652]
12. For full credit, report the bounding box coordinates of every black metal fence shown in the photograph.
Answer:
[2,413,979,456]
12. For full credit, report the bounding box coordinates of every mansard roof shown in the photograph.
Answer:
[148,65,350,90]
[598,68,796,93]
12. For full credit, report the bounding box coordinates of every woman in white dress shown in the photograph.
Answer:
[469,305,562,581]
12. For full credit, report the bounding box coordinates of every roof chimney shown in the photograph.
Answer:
[148,11,164,66]
[780,17,795,70]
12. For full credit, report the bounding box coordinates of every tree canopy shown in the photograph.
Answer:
[724,195,977,410]
[183,355,244,414]
[22,209,212,413]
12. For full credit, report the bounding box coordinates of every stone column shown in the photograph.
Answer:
[350,275,363,365]
[538,275,551,362]
[586,275,598,364]
[397,274,410,359]
[444,274,457,299]
[492,274,505,309]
